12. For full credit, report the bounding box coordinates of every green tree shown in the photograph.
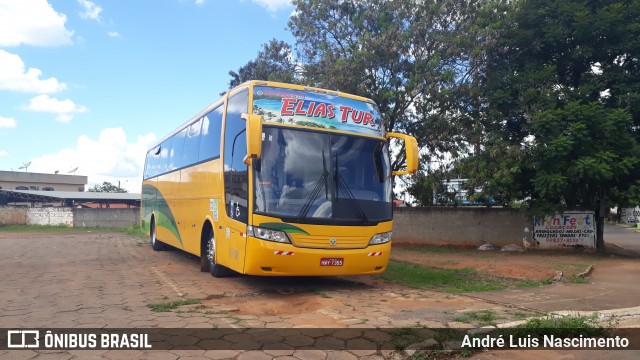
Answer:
[224,0,500,176]
[227,39,300,89]
[288,0,498,172]
[462,0,640,249]
[88,181,128,193]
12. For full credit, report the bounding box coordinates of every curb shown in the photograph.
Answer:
[474,306,640,331]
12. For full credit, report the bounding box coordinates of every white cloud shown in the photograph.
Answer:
[250,0,292,12]
[0,0,74,47]
[0,150,8,157]
[179,0,206,5]
[77,0,102,21]
[29,128,157,193]
[0,116,17,129]
[107,31,121,38]
[24,94,88,123]
[0,50,67,93]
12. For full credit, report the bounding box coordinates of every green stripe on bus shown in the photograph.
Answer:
[259,222,310,235]
[142,184,183,247]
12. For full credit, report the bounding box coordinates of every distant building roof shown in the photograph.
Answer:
[0,170,87,185]
[0,189,140,207]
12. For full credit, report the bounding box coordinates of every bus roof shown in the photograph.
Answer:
[147,80,381,151]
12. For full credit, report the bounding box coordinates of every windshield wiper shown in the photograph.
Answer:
[297,151,329,219]
[334,154,369,225]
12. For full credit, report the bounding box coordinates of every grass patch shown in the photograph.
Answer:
[453,309,499,327]
[508,310,531,320]
[516,279,553,288]
[0,224,87,232]
[123,224,147,237]
[567,275,590,284]
[379,260,508,293]
[0,225,147,237]
[146,299,201,312]
[0,224,146,236]
[515,314,606,337]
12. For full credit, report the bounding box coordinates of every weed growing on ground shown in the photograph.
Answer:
[514,313,606,338]
[146,299,201,312]
[453,309,500,327]
[516,279,553,288]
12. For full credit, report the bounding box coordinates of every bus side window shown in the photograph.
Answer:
[159,137,173,175]
[171,128,186,171]
[180,118,202,167]
[199,105,223,161]
[224,90,249,223]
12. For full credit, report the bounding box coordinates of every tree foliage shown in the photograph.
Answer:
[227,39,300,89]
[288,0,500,163]
[88,181,128,193]
[228,0,640,248]
[230,1,502,173]
[458,0,640,247]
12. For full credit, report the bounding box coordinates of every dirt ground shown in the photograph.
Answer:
[389,245,611,281]
[3,230,640,359]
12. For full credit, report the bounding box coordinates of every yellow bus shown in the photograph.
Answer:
[141,80,418,277]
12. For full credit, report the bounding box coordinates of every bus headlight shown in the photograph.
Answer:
[369,231,392,245]
[247,225,291,244]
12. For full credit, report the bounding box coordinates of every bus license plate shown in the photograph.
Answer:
[320,258,344,266]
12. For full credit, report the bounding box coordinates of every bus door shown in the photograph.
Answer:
[222,89,250,272]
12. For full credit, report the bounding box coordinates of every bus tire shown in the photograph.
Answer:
[205,227,229,278]
[150,219,165,251]
[200,229,210,272]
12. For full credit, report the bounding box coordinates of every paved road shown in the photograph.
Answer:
[469,224,640,313]
[605,223,640,255]
[1,231,639,359]
[0,231,525,359]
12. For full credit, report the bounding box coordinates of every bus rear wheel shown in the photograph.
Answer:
[205,228,229,278]
[150,219,165,251]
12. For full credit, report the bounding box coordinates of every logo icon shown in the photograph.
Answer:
[329,238,336,246]
[7,330,39,348]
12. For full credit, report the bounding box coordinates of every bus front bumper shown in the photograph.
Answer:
[243,236,391,276]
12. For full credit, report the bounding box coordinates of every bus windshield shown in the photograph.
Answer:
[254,126,392,225]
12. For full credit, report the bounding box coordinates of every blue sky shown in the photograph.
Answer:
[0,0,295,192]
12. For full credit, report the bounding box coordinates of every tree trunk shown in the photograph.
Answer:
[596,189,606,251]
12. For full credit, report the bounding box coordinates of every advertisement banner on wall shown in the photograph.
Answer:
[621,207,640,224]
[533,212,596,248]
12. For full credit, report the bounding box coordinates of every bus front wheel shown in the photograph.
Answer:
[205,228,229,278]
[150,219,165,251]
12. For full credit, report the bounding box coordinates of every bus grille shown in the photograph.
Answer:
[289,235,369,249]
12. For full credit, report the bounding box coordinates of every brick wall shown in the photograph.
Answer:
[0,207,27,225]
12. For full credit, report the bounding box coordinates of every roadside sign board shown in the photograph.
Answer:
[621,207,640,224]
[533,211,596,248]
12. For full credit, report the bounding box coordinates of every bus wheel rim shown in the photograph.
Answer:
[207,235,215,264]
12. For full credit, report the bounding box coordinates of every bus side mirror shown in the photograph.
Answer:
[386,132,418,176]
[242,113,263,166]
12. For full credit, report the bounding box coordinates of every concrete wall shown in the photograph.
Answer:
[393,207,529,247]
[26,207,73,226]
[1,206,530,245]
[0,207,138,228]
[0,207,27,225]
[73,208,140,228]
